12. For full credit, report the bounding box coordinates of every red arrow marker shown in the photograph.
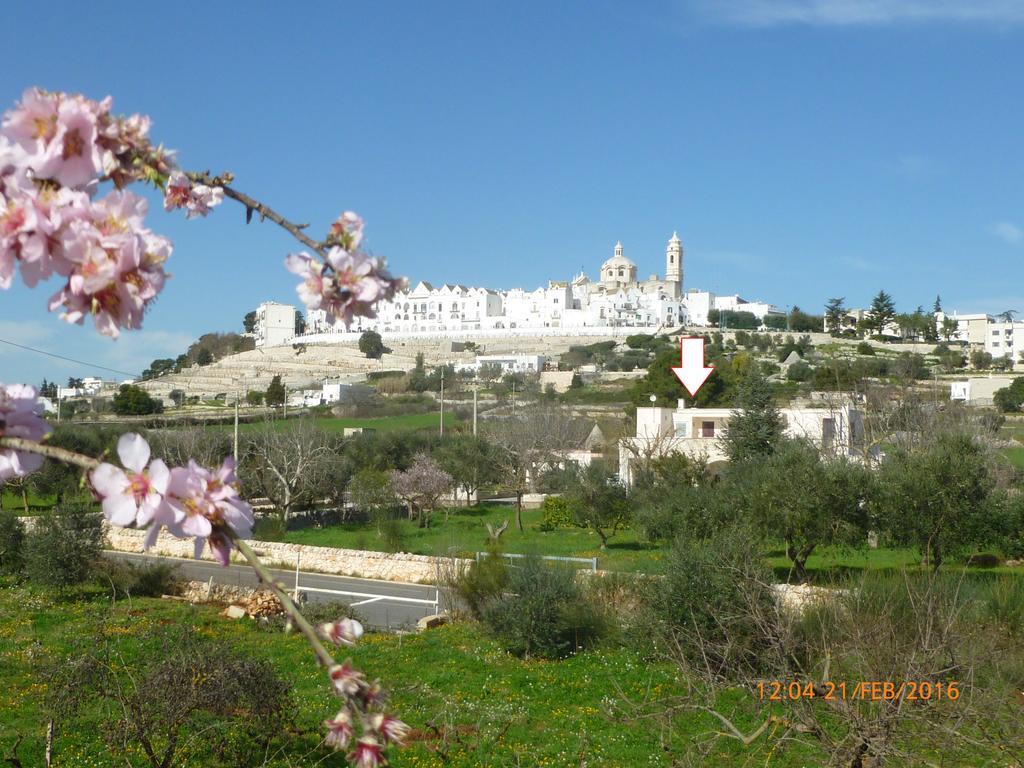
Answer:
[671,337,715,397]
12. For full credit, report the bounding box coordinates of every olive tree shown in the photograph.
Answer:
[873,430,996,569]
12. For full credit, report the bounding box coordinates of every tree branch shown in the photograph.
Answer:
[225,530,336,670]
[185,171,326,257]
[0,438,101,471]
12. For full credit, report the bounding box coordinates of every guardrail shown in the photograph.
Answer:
[291,553,440,615]
[475,551,598,572]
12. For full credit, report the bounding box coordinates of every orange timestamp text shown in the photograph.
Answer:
[757,680,961,702]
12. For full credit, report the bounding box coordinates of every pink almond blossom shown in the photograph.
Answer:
[323,708,355,750]
[4,90,108,190]
[34,96,105,189]
[366,713,410,746]
[329,211,364,248]
[163,171,223,219]
[285,236,403,328]
[47,190,170,337]
[321,617,364,647]
[0,383,52,483]
[329,660,366,698]
[160,457,254,565]
[89,433,174,528]
[349,736,385,768]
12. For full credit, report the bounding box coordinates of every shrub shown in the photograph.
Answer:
[90,558,180,597]
[48,625,293,767]
[482,555,608,659]
[538,496,576,531]
[993,378,1024,413]
[0,510,25,574]
[651,526,774,676]
[23,501,104,589]
[856,341,875,355]
[111,384,163,415]
[379,517,406,552]
[452,548,509,619]
[786,360,813,382]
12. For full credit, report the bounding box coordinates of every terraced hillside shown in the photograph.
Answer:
[137,331,632,399]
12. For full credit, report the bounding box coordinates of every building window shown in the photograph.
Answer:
[822,418,835,451]
[701,421,715,438]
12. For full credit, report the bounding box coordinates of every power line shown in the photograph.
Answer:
[0,337,141,378]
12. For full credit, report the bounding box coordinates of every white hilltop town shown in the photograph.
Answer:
[120,232,1024,404]
[255,233,784,348]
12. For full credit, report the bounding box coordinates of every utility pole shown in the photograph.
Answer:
[439,368,445,438]
[472,385,478,436]
[56,395,61,423]
[511,378,516,416]
[233,389,239,458]
[283,387,288,420]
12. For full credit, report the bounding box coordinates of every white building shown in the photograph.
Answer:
[57,377,105,400]
[684,290,783,327]
[983,320,1024,361]
[618,399,864,484]
[455,353,547,375]
[258,232,782,346]
[254,301,300,348]
[950,376,1019,406]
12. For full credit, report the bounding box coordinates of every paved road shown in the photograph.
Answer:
[103,550,443,630]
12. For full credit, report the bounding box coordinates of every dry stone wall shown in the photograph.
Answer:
[104,524,469,584]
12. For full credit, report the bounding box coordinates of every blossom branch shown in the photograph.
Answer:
[185,171,327,257]
[226,529,336,669]
[0,437,101,471]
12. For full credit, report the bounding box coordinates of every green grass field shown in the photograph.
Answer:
[0,580,801,768]
[258,504,1023,578]
[1004,446,1024,470]
[258,504,662,573]
[0,488,57,512]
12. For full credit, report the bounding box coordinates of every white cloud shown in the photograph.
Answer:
[694,0,1024,26]
[993,221,1024,245]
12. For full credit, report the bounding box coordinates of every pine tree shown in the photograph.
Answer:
[720,371,785,463]
[824,297,846,335]
[868,290,897,336]
[265,375,286,406]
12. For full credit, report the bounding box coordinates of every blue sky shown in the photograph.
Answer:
[2,0,1023,384]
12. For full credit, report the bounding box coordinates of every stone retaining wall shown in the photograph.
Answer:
[104,524,470,584]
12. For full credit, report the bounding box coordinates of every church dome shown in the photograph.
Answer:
[601,253,636,270]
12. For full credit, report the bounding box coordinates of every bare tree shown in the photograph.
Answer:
[239,421,336,528]
[485,405,593,531]
[148,426,232,468]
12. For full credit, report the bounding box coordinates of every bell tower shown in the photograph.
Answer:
[666,231,683,294]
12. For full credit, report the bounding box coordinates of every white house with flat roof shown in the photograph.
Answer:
[618,399,864,485]
[456,353,547,375]
[254,301,300,348]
